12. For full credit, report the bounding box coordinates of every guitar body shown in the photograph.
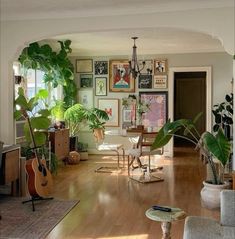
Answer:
[25,158,53,198]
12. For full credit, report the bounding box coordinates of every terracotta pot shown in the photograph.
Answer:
[200,180,230,209]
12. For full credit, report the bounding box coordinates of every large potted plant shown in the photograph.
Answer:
[64,104,109,147]
[151,114,231,209]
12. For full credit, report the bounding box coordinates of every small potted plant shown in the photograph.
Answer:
[151,113,231,209]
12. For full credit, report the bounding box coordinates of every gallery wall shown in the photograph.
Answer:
[70,52,233,154]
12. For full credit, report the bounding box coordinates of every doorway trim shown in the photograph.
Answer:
[167,66,212,157]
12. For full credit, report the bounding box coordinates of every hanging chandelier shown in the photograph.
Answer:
[129,37,146,80]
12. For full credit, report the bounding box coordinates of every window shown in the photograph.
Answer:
[15,69,47,139]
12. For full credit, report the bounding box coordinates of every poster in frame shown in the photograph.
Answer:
[78,89,93,109]
[139,91,168,130]
[109,60,135,92]
[95,77,107,96]
[138,60,153,75]
[123,109,132,123]
[153,75,167,89]
[94,61,108,75]
[76,59,93,73]
[98,99,119,127]
[138,74,152,89]
[154,59,168,75]
[80,74,93,88]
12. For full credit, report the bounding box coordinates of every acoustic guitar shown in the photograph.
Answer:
[23,110,53,198]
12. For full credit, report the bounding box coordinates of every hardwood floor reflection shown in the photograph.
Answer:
[46,147,219,239]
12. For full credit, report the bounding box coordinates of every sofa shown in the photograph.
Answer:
[183,190,235,239]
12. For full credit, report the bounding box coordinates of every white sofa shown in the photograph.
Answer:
[183,190,235,239]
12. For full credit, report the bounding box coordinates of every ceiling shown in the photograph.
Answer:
[43,28,224,56]
[1,0,233,56]
[0,0,233,21]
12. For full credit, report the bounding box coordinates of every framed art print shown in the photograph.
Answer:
[138,60,153,75]
[78,89,93,109]
[98,99,119,127]
[76,59,93,73]
[154,59,168,75]
[94,61,108,75]
[109,60,135,92]
[138,74,152,89]
[95,77,107,96]
[80,74,93,88]
[139,91,168,129]
[123,109,132,122]
[153,75,167,89]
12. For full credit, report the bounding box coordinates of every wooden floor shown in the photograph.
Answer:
[46,147,219,239]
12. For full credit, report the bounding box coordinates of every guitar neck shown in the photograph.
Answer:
[26,116,41,165]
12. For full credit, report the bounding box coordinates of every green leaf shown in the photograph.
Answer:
[34,132,47,146]
[15,94,28,109]
[31,117,50,130]
[14,110,22,120]
[36,89,48,99]
[38,109,51,117]
[23,123,31,144]
[202,129,231,166]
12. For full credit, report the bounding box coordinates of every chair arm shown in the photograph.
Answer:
[183,216,222,239]
[221,190,235,227]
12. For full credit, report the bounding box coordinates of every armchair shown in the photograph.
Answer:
[183,190,235,239]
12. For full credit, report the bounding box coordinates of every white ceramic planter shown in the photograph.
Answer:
[200,180,230,209]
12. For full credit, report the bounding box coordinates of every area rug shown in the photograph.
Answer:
[0,197,79,239]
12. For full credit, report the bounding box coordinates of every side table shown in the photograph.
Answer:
[145,207,186,239]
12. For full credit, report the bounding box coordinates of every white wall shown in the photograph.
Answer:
[0,7,234,144]
[71,52,233,154]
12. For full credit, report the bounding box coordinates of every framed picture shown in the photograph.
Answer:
[154,59,168,74]
[94,61,108,75]
[139,91,168,129]
[153,75,167,89]
[80,74,93,88]
[109,60,135,92]
[76,59,93,73]
[138,60,153,75]
[95,77,107,96]
[123,109,132,122]
[138,74,152,89]
[98,99,119,127]
[78,89,93,109]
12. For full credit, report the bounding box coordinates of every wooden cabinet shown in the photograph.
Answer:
[49,129,69,160]
[0,145,21,196]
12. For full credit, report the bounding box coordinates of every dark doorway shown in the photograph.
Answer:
[174,72,206,147]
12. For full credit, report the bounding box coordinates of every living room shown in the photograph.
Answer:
[0,0,235,238]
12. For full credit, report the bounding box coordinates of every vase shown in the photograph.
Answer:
[200,180,230,209]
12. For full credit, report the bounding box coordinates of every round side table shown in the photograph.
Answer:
[145,207,186,239]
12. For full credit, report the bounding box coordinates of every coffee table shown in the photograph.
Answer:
[145,206,186,239]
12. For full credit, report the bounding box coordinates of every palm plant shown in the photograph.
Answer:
[151,114,231,185]
[64,103,109,137]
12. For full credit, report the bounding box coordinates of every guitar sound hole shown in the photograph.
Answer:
[42,166,47,177]
[38,164,43,172]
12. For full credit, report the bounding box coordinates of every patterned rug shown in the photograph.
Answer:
[0,197,79,239]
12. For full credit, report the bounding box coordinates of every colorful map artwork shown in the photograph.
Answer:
[140,93,167,128]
